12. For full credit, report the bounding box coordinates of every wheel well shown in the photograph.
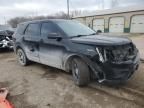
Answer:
[65,55,82,72]
[66,55,94,80]
[16,46,22,53]
[65,55,91,73]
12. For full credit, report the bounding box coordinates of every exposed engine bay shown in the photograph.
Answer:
[0,30,14,49]
[91,43,139,83]
[96,43,137,63]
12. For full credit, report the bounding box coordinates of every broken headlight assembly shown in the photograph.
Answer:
[96,47,106,63]
[95,43,137,63]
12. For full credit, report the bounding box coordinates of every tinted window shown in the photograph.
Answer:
[25,23,40,36]
[41,22,59,36]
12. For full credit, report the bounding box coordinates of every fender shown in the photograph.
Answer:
[63,53,104,80]
[14,36,26,53]
[14,42,23,53]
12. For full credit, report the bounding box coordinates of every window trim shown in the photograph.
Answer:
[40,22,60,36]
[24,23,40,35]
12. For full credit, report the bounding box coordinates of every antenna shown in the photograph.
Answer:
[67,0,70,18]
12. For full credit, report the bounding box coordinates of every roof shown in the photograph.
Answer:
[73,5,144,18]
[20,19,70,25]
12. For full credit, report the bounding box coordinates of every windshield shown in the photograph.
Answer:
[56,20,96,37]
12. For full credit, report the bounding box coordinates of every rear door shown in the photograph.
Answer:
[23,23,41,62]
[39,22,65,69]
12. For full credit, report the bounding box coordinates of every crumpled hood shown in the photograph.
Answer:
[71,35,132,46]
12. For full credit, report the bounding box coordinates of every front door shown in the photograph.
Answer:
[23,23,41,62]
[39,22,65,69]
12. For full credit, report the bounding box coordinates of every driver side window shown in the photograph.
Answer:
[41,22,59,36]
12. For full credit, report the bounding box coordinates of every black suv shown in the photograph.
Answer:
[13,19,140,86]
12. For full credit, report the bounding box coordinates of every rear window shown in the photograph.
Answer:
[25,23,40,36]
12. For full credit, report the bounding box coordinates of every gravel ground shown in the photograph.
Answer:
[0,51,143,108]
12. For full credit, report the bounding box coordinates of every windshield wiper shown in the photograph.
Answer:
[71,34,88,38]
[88,33,97,35]
[71,33,97,38]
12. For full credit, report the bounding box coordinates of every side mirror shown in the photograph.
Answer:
[48,33,62,40]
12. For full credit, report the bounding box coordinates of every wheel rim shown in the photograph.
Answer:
[73,62,79,79]
[17,50,26,65]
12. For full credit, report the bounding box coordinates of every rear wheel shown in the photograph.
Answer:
[71,58,90,86]
[17,48,29,66]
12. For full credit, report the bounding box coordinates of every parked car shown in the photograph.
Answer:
[0,30,14,49]
[13,19,140,86]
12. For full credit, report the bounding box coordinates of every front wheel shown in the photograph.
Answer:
[17,48,29,66]
[72,58,90,86]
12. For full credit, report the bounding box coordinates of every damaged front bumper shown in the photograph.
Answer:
[0,40,13,49]
[101,53,140,83]
[89,51,140,84]
[0,30,14,49]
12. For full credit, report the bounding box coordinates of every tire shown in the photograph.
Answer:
[16,48,29,66]
[72,58,90,86]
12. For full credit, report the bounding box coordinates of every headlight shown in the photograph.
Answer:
[96,47,105,63]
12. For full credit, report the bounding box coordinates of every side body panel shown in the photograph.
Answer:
[39,22,67,69]
[22,23,41,62]
[39,43,65,69]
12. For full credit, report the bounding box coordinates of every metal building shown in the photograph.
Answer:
[72,6,144,33]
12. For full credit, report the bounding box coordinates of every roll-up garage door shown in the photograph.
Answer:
[93,19,104,32]
[131,15,144,33]
[109,17,124,33]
